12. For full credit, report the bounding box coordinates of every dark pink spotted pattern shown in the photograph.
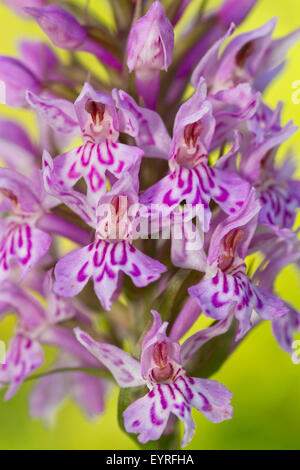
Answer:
[51,140,143,207]
[140,162,249,232]
[189,267,288,339]
[0,222,51,282]
[0,333,44,400]
[54,240,166,311]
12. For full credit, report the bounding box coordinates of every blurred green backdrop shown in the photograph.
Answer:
[0,0,299,450]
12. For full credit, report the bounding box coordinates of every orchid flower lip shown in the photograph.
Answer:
[74,310,234,447]
[24,5,87,50]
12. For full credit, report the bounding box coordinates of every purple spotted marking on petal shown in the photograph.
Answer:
[150,402,164,426]
[77,261,89,282]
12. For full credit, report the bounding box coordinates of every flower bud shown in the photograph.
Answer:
[127,1,174,73]
[24,5,87,50]
[127,1,174,109]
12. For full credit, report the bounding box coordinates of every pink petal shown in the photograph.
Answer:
[26,91,80,135]
[74,328,144,387]
[0,333,44,400]
[113,88,171,159]
[0,223,52,283]
[186,377,233,423]
[181,314,234,364]
[123,386,173,444]
[42,150,96,227]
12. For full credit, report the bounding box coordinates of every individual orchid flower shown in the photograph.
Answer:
[75,310,233,448]
[189,189,289,339]
[29,82,144,208]
[0,168,53,282]
[127,1,174,109]
[140,79,251,232]
[191,18,300,93]
[0,271,104,401]
[25,5,122,71]
[53,173,167,311]
[170,207,206,271]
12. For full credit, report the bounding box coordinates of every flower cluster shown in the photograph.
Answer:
[0,0,299,449]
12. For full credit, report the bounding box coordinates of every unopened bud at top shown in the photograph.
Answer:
[127,1,174,73]
[24,5,87,50]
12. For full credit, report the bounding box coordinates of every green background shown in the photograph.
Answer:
[0,0,299,450]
